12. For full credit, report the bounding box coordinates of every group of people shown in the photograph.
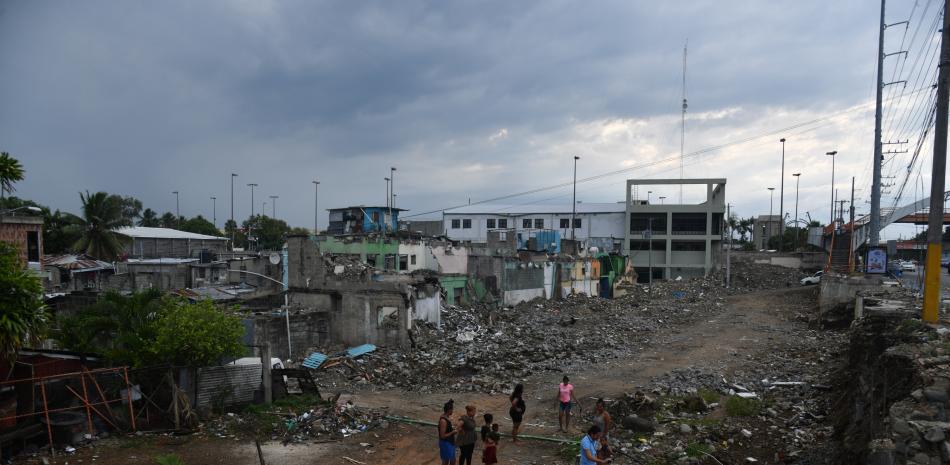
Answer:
[436,376,614,464]
[438,400,502,465]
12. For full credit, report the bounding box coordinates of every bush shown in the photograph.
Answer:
[151,298,246,367]
[724,396,761,417]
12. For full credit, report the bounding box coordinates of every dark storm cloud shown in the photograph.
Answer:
[0,0,890,227]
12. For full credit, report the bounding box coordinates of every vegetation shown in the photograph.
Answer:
[179,215,221,237]
[724,396,761,417]
[57,291,245,367]
[697,388,720,404]
[243,215,291,250]
[138,208,160,227]
[0,152,25,199]
[685,442,713,458]
[154,454,185,465]
[0,242,47,359]
[70,191,132,260]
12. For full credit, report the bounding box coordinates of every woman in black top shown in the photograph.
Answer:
[509,383,526,442]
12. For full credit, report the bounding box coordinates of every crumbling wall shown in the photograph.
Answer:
[286,235,327,288]
[819,274,885,327]
[430,244,468,274]
[410,284,441,325]
[246,309,332,360]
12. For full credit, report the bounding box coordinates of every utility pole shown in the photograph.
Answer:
[572,156,580,240]
[922,0,950,323]
[726,203,732,288]
[870,0,886,246]
[647,217,653,292]
[390,167,396,211]
[779,138,786,252]
[384,177,390,232]
[827,151,837,226]
[211,196,216,228]
[768,187,775,249]
[850,176,856,271]
[312,180,320,234]
[680,40,688,203]
[248,184,257,218]
[793,173,801,251]
[270,195,278,218]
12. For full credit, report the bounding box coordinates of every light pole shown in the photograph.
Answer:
[792,173,801,251]
[231,173,238,247]
[648,191,653,204]
[779,138,786,252]
[390,167,396,210]
[263,201,267,217]
[172,191,180,228]
[659,196,666,205]
[312,180,320,234]
[767,187,775,249]
[211,196,217,228]
[572,155,580,240]
[270,195,278,218]
[247,183,258,218]
[826,151,837,226]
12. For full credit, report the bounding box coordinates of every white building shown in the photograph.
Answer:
[441,203,626,251]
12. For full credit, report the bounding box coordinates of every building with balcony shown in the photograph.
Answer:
[623,179,726,281]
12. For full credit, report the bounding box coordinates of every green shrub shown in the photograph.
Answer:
[697,388,720,404]
[724,396,761,417]
[685,442,712,457]
[154,454,185,465]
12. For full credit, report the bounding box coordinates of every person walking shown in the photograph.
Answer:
[580,425,610,465]
[438,400,458,465]
[509,383,526,442]
[557,376,580,432]
[457,405,477,465]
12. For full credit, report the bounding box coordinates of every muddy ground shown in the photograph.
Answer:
[21,284,843,465]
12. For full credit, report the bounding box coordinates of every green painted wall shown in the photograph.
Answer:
[317,237,400,270]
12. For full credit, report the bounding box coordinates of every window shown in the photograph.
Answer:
[462,219,472,229]
[498,219,508,228]
[26,231,39,262]
[451,219,461,229]
[671,213,708,235]
[560,218,570,228]
[630,213,667,234]
[487,218,496,229]
[574,218,582,228]
[534,219,544,229]
[522,219,532,229]
[671,241,706,251]
[410,255,417,265]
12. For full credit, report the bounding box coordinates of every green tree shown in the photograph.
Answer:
[56,290,163,366]
[118,196,143,223]
[138,208,160,227]
[150,298,245,367]
[43,209,82,254]
[0,152,25,199]
[243,215,290,251]
[0,242,47,359]
[224,219,246,249]
[159,212,178,229]
[71,191,131,260]
[180,215,221,237]
[289,227,311,235]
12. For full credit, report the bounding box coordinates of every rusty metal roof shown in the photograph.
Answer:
[42,254,114,272]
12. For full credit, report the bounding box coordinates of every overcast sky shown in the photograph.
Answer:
[0,0,941,239]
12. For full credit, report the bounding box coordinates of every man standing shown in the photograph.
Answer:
[457,405,477,465]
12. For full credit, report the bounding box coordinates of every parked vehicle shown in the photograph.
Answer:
[800,270,823,286]
[900,261,917,272]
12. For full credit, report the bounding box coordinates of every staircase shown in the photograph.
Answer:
[828,232,852,272]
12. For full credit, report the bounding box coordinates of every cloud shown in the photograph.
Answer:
[0,0,931,239]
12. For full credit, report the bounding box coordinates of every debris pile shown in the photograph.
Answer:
[324,254,373,280]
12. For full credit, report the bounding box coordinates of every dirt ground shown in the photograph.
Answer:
[22,286,826,465]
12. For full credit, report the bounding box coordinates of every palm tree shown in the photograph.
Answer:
[0,242,47,359]
[70,191,131,261]
[0,152,25,200]
[138,208,160,227]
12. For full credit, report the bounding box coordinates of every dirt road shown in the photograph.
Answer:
[29,286,824,465]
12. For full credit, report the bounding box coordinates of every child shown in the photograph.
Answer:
[481,413,493,442]
[482,423,500,465]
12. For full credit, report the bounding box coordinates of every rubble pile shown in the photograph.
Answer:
[314,262,808,393]
[324,254,372,280]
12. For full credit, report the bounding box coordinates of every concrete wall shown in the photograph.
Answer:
[430,244,468,274]
[246,309,332,360]
[443,211,624,243]
[411,284,441,325]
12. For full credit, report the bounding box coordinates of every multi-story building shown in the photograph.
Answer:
[753,215,782,251]
[0,215,43,270]
[623,179,726,281]
[441,203,626,252]
[327,206,403,235]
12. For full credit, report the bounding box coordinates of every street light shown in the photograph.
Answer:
[826,151,837,226]
[211,196,217,228]
[269,195,278,218]
[767,187,775,249]
[247,183,258,218]
[312,180,320,234]
[779,138,786,252]
[792,173,801,251]
[572,155,580,240]
[230,173,238,248]
[172,191,180,228]
[390,167,396,210]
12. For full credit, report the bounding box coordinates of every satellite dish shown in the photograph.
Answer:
[269,253,281,265]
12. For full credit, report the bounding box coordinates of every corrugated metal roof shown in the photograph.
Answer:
[126,258,199,264]
[116,226,227,241]
[346,344,377,358]
[42,254,114,271]
[302,352,328,369]
[443,203,626,215]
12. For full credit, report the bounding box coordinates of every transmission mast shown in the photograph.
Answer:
[680,40,688,203]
